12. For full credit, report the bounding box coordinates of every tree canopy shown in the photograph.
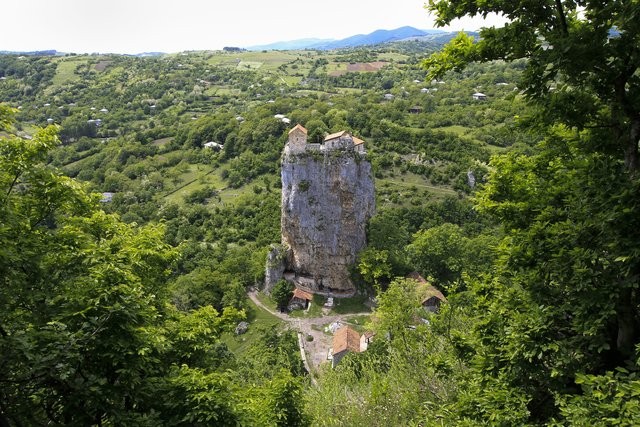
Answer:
[417,1,640,424]
[0,107,307,426]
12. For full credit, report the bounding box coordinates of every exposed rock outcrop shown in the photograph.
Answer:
[264,244,287,294]
[267,124,375,296]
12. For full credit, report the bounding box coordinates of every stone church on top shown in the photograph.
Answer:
[286,124,365,155]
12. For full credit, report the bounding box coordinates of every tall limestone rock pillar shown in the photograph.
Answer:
[270,124,375,296]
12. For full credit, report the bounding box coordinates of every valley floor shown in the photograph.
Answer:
[247,290,369,373]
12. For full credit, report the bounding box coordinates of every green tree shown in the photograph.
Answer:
[408,223,466,286]
[0,109,255,425]
[372,278,422,351]
[271,279,294,312]
[356,247,393,287]
[366,209,411,277]
[305,118,329,143]
[0,114,173,424]
[264,369,310,427]
[306,278,471,426]
[422,2,640,424]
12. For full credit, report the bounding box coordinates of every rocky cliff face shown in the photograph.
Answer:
[276,149,375,295]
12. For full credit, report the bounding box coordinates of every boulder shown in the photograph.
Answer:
[235,321,249,335]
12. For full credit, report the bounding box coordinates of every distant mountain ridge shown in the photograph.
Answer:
[0,50,60,56]
[248,38,336,51]
[247,26,447,51]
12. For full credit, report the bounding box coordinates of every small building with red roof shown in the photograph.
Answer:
[330,326,362,367]
[288,287,314,311]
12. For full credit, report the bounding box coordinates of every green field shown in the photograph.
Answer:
[237,61,263,70]
[329,294,371,315]
[221,298,283,354]
[204,86,241,96]
[377,52,409,62]
[151,137,173,147]
[325,62,348,75]
[377,169,457,203]
[51,58,84,87]
[208,50,304,71]
[341,314,371,333]
[434,125,470,136]
[162,163,220,203]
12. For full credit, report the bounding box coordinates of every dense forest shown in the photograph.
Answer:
[1,1,639,425]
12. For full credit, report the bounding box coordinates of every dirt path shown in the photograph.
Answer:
[247,291,370,373]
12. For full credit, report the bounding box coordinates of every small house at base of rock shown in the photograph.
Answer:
[289,288,314,311]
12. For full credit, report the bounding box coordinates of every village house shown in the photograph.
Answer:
[420,285,447,313]
[100,192,114,203]
[472,92,488,101]
[287,124,308,153]
[407,271,447,313]
[203,141,224,150]
[330,326,362,367]
[288,288,314,311]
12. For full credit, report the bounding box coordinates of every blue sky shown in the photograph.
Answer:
[3,1,506,54]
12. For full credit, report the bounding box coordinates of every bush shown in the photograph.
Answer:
[184,186,218,204]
